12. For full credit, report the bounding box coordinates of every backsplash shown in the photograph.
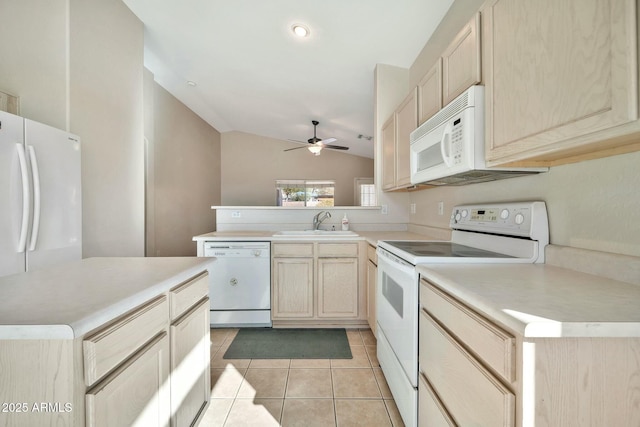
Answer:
[214,206,408,232]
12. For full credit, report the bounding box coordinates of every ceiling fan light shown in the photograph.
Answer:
[308,145,322,154]
[292,24,309,37]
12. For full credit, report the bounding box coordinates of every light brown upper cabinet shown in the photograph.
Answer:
[418,59,443,125]
[395,88,418,188]
[442,13,481,105]
[483,0,640,166]
[381,88,418,191]
[381,115,396,191]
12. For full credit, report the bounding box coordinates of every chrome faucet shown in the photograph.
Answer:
[313,211,331,230]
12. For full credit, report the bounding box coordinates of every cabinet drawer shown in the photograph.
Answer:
[317,243,358,257]
[420,310,515,427]
[86,332,170,427]
[418,373,456,427]
[273,243,314,257]
[420,279,515,383]
[84,295,168,386]
[367,244,377,265]
[170,299,210,427]
[170,272,208,320]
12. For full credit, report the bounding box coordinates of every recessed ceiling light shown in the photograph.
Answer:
[187,81,197,87]
[291,24,310,38]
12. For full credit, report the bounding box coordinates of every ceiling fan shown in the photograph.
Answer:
[284,120,349,155]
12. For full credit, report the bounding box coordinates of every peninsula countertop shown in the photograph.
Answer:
[0,257,215,340]
[418,263,640,338]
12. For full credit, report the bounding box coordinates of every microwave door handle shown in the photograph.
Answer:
[440,122,453,167]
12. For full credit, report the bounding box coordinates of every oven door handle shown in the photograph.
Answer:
[377,248,414,272]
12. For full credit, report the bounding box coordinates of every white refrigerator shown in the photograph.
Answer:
[0,110,82,277]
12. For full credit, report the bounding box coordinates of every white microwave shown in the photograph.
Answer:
[410,85,546,185]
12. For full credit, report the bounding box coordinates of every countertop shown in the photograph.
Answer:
[0,257,215,340]
[193,230,439,246]
[417,263,640,338]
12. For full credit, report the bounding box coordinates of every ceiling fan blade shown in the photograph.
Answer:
[283,146,308,152]
[319,137,337,144]
[324,145,349,150]
[286,138,307,144]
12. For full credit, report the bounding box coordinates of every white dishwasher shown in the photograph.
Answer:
[203,241,271,327]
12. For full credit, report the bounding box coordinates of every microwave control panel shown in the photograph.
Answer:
[450,117,464,165]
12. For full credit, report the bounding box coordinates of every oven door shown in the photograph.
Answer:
[376,247,419,387]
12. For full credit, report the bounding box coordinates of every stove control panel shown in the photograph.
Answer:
[450,201,548,242]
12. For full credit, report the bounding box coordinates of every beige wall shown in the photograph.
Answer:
[404,0,640,258]
[146,79,221,256]
[0,0,147,257]
[221,131,374,206]
[70,0,145,257]
[0,0,68,129]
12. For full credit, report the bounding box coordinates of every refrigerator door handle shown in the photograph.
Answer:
[27,145,41,251]
[16,143,30,253]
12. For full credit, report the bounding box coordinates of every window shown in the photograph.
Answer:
[360,184,377,206]
[354,178,376,206]
[276,180,335,207]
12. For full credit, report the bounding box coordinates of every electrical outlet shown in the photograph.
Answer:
[381,205,388,215]
[438,202,444,216]
[410,203,416,214]
[232,211,241,218]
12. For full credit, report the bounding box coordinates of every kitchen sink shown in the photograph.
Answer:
[272,230,358,237]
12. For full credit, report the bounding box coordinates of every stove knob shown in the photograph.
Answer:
[500,209,510,220]
[515,213,525,225]
[455,212,461,222]
[461,209,468,218]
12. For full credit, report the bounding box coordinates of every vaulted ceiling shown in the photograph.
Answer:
[123,0,454,158]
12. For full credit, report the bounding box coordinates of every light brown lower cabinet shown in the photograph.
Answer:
[420,309,515,427]
[272,256,314,318]
[366,244,377,335]
[170,298,211,427]
[317,257,358,318]
[86,333,171,427]
[419,278,640,427]
[0,270,210,427]
[271,242,367,327]
[418,374,455,427]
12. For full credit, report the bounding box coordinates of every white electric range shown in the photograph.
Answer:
[376,201,549,427]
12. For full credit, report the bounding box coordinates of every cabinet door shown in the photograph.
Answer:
[484,0,637,165]
[395,88,418,187]
[418,59,443,125]
[170,299,210,427]
[442,13,481,105]
[367,259,377,334]
[381,114,396,191]
[86,333,170,427]
[272,257,314,318]
[317,257,358,318]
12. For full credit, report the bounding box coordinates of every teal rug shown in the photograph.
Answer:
[223,328,352,359]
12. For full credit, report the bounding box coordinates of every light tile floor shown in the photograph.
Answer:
[200,328,405,427]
